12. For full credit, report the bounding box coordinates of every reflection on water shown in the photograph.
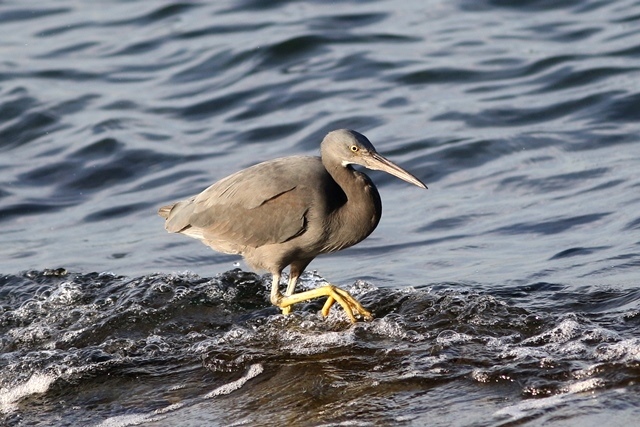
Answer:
[2,0,640,425]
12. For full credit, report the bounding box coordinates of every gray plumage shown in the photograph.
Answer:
[159,129,426,322]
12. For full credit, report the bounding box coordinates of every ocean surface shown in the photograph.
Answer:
[1,0,640,425]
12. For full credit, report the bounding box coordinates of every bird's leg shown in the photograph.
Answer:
[270,272,283,311]
[269,272,299,316]
[270,267,371,322]
[280,270,299,315]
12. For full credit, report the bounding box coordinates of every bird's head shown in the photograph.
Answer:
[321,129,427,189]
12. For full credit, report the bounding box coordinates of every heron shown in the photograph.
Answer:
[158,129,427,322]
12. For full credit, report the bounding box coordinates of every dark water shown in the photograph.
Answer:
[1,0,640,425]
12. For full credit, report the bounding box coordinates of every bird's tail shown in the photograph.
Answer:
[158,200,197,234]
[158,204,174,219]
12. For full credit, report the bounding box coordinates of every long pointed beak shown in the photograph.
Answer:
[366,152,428,189]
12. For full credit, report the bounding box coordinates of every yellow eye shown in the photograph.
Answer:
[350,145,359,152]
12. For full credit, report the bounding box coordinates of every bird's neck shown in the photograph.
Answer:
[324,162,382,251]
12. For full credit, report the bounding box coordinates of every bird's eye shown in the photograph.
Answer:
[350,145,359,152]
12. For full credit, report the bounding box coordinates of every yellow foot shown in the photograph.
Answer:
[277,284,372,323]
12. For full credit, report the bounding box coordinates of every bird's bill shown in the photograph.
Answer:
[368,152,428,189]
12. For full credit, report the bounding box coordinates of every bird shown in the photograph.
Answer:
[158,129,427,322]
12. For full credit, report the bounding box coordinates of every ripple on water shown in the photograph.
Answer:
[0,269,639,425]
[2,0,640,425]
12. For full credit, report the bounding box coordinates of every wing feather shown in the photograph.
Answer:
[160,156,320,250]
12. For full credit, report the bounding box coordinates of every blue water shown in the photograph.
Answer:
[1,1,640,426]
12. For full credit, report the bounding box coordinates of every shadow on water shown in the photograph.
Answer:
[1,269,639,426]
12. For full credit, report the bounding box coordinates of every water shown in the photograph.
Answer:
[1,0,640,425]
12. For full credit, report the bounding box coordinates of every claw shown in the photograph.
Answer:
[276,284,372,323]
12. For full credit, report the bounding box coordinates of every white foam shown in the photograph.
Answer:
[495,394,566,419]
[564,378,604,394]
[216,326,254,346]
[199,322,355,360]
[95,413,160,427]
[283,329,353,355]
[595,338,640,362]
[435,330,472,346]
[495,377,604,420]
[471,369,490,383]
[154,402,185,414]
[49,281,83,305]
[204,363,264,398]
[0,373,56,414]
[369,317,413,340]
[521,318,582,345]
[94,402,184,426]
